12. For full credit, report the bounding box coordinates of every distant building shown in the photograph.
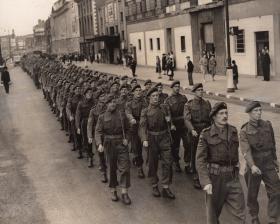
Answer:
[45,17,52,54]
[74,0,101,58]
[33,19,47,53]
[50,0,80,55]
[126,0,280,78]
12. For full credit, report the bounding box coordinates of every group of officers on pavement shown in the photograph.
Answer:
[21,54,280,224]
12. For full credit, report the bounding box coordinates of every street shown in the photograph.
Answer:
[0,66,279,224]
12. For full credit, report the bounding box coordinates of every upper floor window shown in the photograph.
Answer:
[234,29,245,53]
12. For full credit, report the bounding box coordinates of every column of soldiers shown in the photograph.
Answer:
[21,54,279,224]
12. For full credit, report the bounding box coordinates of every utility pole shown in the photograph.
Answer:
[224,0,235,93]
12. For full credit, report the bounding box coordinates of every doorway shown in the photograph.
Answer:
[256,31,269,76]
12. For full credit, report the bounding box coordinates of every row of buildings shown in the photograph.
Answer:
[1,0,280,78]
[48,0,280,78]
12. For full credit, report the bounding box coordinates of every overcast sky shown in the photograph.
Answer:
[0,0,57,36]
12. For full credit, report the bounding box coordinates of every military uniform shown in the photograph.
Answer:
[196,103,245,224]
[139,88,174,198]
[126,96,147,175]
[75,95,95,161]
[165,92,188,170]
[240,119,280,223]
[184,95,211,186]
[66,91,83,152]
[87,97,107,181]
[95,105,131,202]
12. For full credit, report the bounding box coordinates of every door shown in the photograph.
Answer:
[256,31,269,76]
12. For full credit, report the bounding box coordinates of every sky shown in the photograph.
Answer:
[0,0,57,36]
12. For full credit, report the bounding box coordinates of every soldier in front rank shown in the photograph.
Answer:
[196,102,245,224]
[87,90,108,183]
[125,84,147,178]
[139,87,175,199]
[184,83,211,189]
[240,101,280,224]
[75,88,95,167]
[154,82,168,104]
[165,80,189,173]
[95,97,131,205]
[116,84,129,113]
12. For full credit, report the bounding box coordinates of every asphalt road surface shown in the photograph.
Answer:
[0,66,279,224]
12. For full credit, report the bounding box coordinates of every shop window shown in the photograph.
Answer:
[138,39,141,50]
[157,38,160,50]
[150,38,153,50]
[181,36,186,52]
[235,29,245,53]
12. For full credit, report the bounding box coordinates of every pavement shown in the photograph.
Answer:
[0,66,279,224]
[71,61,280,110]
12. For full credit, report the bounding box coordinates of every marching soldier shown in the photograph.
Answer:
[196,102,245,224]
[139,87,175,199]
[141,79,152,99]
[240,101,280,224]
[75,88,95,166]
[125,84,147,178]
[155,82,168,104]
[87,90,108,183]
[95,97,131,205]
[184,83,211,189]
[165,80,189,172]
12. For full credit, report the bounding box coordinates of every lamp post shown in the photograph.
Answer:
[224,0,235,93]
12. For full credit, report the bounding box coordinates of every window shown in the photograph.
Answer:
[149,38,153,50]
[120,12,123,22]
[156,38,160,50]
[235,30,245,53]
[180,36,186,52]
[138,39,141,50]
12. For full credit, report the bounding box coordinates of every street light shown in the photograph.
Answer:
[224,0,235,93]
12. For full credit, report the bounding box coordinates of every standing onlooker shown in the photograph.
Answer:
[261,48,271,81]
[232,60,239,90]
[167,52,175,81]
[162,54,167,75]
[156,56,162,79]
[130,56,137,77]
[199,54,208,82]
[1,66,11,94]
[122,55,126,70]
[185,56,194,86]
[208,55,216,81]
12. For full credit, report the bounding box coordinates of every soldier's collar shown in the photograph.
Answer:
[249,119,260,128]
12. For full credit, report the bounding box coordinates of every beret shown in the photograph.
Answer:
[154,82,163,88]
[131,84,141,92]
[110,81,120,88]
[170,80,180,88]
[130,78,137,84]
[114,76,120,82]
[121,75,128,80]
[191,83,203,92]
[245,101,261,113]
[144,79,152,86]
[210,102,227,118]
[105,95,117,104]
[146,87,158,97]
[83,87,93,95]
[108,76,113,81]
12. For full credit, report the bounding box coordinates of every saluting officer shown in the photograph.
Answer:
[95,97,131,205]
[184,83,211,189]
[240,101,280,224]
[196,102,245,224]
[165,80,189,172]
[125,84,147,178]
[139,87,175,199]
[155,82,168,104]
